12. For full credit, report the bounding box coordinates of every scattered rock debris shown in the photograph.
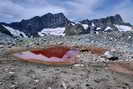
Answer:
[1,33,133,89]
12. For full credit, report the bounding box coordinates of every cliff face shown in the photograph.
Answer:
[0,13,70,36]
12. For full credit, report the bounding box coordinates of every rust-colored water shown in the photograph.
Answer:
[31,46,70,58]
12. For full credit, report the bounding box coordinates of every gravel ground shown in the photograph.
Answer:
[1,32,133,89]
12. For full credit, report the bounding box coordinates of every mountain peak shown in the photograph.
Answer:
[0,13,132,37]
[0,12,70,36]
[41,12,65,17]
[111,14,124,24]
[115,14,122,20]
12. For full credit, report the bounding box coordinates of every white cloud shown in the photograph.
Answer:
[0,0,132,24]
[112,0,133,24]
[86,0,133,24]
[64,0,105,20]
[0,0,66,22]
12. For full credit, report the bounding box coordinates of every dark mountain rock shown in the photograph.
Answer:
[41,13,70,28]
[77,14,132,34]
[0,13,132,37]
[0,24,12,36]
[0,13,70,36]
[65,23,87,35]
[80,19,91,25]
[80,14,124,26]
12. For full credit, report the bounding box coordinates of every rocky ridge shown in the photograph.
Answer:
[65,14,133,35]
[0,13,132,37]
[0,13,70,37]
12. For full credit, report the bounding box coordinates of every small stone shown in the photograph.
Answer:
[85,84,90,87]
[10,85,16,88]
[108,57,119,61]
[0,45,4,48]
[4,68,9,71]
[104,51,113,58]
[73,64,84,67]
[0,82,2,85]
[103,50,120,61]
[99,58,106,62]
[62,81,67,89]
[47,87,52,89]
[9,71,15,74]
[34,79,39,83]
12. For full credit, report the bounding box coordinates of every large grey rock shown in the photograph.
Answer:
[65,23,88,36]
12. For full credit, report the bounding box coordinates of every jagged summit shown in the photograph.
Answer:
[0,13,132,37]
[80,14,124,25]
[0,13,70,36]
[65,14,133,35]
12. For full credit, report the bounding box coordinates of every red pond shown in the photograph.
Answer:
[13,46,80,65]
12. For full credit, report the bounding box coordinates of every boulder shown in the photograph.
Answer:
[65,23,87,36]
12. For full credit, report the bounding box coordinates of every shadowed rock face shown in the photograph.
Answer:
[65,24,87,36]
[0,13,70,36]
[0,24,12,36]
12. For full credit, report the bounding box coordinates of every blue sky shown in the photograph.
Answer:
[0,0,133,24]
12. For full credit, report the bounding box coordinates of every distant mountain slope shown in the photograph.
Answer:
[65,14,133,35]
[0,13,70,37]
[0,13,132,37]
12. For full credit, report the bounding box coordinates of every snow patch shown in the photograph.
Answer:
[91,23,95,27]
[115,25,133,32]
[2,25,27,37]
[105,26,112,31]
[96,31,99,34]
[82,24,88,29]
[96,27,101,30]
[71,23,75,26]
[128,36,131,39]
[38,27,65,36]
